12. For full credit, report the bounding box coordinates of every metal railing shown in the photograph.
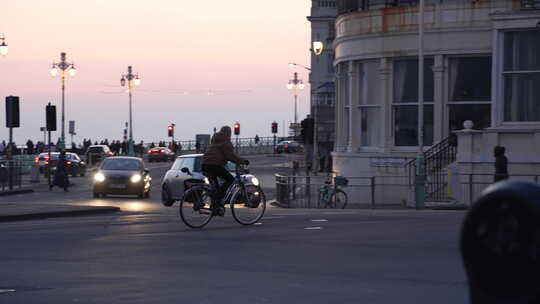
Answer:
[275,173,409,208]
[0,160,24,192]
[460,173,540,205]
[407,134,458,202]
[157,136,289,156]
[522,0,540,9]
[275,171,540,208]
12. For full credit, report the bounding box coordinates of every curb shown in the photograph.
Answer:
[0,206,121,222]
[0,189,34,196]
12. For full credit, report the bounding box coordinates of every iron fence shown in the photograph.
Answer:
[522,0,540,9]
[275,173,410,208]
[0,160,24,192]
[458,173,540,205]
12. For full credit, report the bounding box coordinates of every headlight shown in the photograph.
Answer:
[251,177,260,186]
[94,172,105,182]
[204,177,210,184]
[131,174,142,183]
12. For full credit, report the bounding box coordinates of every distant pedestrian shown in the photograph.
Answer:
[50,150,70,192]
[494,146,509,182]
[254,135,260,145]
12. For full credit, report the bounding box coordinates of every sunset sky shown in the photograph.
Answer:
[0,1,311,145]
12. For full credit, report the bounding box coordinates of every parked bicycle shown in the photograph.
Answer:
[179,164,266,228]
[318,175,348,209]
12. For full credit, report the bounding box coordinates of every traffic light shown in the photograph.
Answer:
[46,103,57,131]
[5,96,20,128]
[167,125,174,137]
[233,122,240,135]
[301,117,314,144]
[271,121,278,134]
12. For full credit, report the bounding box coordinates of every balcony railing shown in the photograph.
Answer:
[338,0,540,15]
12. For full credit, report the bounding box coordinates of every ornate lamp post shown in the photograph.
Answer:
[287,72,305,138]
[0,34,8,57]
[120,66,141,156]
[50,52,77,149]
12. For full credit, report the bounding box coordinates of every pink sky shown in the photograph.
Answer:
[0,1,311,145]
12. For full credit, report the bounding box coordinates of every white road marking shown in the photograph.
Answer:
[304,226,322,230]
[254,222,262,225]
[0,289,16,294]
[310,219,328,222]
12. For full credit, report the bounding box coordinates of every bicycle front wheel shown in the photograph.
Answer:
[230,185,266,225]
[330,189,348,209]
[179,186,213,228]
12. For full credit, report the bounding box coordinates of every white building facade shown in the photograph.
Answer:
[308,1,338,171]
[333,0,540,205]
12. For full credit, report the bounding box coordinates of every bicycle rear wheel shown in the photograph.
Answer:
[179,186,213,228]
[330,189,348,209]
[230,185,266,225]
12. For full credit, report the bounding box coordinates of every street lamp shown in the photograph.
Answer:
[287,72,305,138]
[312,41,324,56]
[0,34,8,57]
[50,52,77,149]
[120,66,141,156]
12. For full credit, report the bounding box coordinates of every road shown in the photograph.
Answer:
[0,154,469,303]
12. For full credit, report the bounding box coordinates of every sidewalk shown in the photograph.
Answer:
[0,181,120,222]
[0,202,120,222]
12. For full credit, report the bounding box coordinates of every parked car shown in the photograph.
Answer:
[160,154,261,207]
[85,145,114,165]
[147,147,175,162]
[274,141,303,153]
[34,152,87,177]
[92,156,151,198]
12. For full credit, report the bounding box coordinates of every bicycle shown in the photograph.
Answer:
[179,164,266,228]
[318,175,348,209]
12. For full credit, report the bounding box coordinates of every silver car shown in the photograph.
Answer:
[161,154,260,206]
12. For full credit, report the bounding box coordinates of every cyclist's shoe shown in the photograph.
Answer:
[193,201,205,211]
[211,205,225,216]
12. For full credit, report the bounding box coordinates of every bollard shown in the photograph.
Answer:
[414,155,425,209]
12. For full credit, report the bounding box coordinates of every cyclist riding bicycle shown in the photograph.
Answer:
[202,126,249,211]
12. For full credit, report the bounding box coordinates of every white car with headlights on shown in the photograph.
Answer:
[161,154,261,207]
[93,156,151,198]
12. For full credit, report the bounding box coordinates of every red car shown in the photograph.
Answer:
[147,147,175,162]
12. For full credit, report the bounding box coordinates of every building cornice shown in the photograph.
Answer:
[307,16,336,22]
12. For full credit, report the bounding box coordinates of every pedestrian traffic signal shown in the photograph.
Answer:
[46,103,57,131]
[167,125,174,137]
[233,122,240,135]
[271,121,278,134]
[5,96,20,128]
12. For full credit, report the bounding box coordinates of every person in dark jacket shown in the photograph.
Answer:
[50,150,70,192]
[494,146,509,182]
[202,126,249,209]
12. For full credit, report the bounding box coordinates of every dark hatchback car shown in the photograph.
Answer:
[147,147,175,162]
[35,152,87,177]
[92,156,151,198]
[274,141,303,153]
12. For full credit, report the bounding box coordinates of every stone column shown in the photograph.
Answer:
[335,63,346,152]
[433,55,445,142]
[348,61,360,152]
[379,58,391,152]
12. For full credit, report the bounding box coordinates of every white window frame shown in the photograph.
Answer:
[498,29,540,125]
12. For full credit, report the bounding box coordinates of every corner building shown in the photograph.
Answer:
[333,0,540,205]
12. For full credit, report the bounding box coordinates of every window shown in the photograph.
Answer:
[358,60,381,147]
[503,31,540,122]
[448,56,492,131]
[393,58,434,146]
